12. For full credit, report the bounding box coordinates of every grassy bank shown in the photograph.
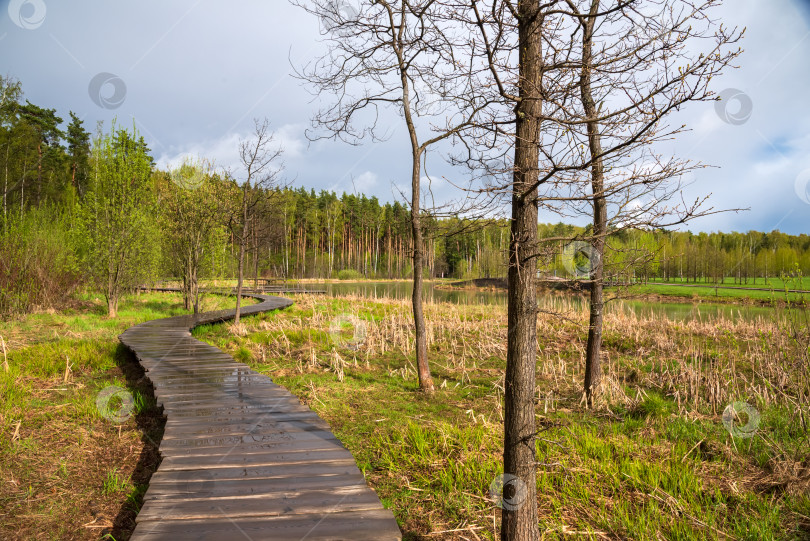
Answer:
[620,282,809,304]
[194,293,810,540]
[641,277,810,290]
[0,291,248,540]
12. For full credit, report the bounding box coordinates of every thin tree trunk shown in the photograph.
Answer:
[3,142,9,227]
[235,236,245,325]
[254,224,260,291]
[20,158,26,214]
[411,156,433,393]
[234,188,248,325]
[36,142,42,206]
[502,0,541,538]
[581,0,606,408]
[399,64,433,393]
[192,262,200,314]
[183,272,190,310]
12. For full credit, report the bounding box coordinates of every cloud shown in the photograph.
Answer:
[352,171,378,192]
[156,133,242,176]
[156,123,302,178]
[275,124,305,159]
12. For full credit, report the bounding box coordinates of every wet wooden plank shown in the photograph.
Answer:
[158,446,352,470]
[146,460,362,483]
[130,509,402,541]
[160,420,333,439]
[160,424,335,444]
[163,411,326,427]
[120,292,400,540]
[158,432,343,455]
[137,487,384,521]
[142,474,367,500]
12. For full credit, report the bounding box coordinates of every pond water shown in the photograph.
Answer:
[307,280,783,324]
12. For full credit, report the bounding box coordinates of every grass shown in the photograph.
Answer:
[645,276,810,289]
[0,290,248,540]
[193,293,810,540]
[620,276,810,303]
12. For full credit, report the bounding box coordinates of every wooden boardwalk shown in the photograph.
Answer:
[119,294,401,540]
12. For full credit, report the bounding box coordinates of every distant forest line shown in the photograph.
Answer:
[2,76,809,316]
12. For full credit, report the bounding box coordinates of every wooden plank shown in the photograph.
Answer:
[163,411,325,427]
[157,447,353,470]
[157,431,342,453]
[152,381,282,391]
[160,419,332,438]
[160,402,307,416]
[166,404,314,418]
[160,424,334,443]
[130,510,401,541]
[136,487,384,521]
[157,392,293,404]
[143,474,368,501]
[146,460,362,483]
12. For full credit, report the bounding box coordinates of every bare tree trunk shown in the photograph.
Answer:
[3,142,9,227]
[411,155,433,393]
[502,1,541,539]
[20,158,26,214]
[183,274,190,310]
[192,262,200,314]
[581,0,606,408]
[401,73,433,392]
[36,142,42,206]
[235,236,245,325]
[253,224,260,291]
[106,274,117,318]
[235,189,248,325]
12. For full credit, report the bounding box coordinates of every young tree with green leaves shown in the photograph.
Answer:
[163,158,227,314]
[78,123,159,317]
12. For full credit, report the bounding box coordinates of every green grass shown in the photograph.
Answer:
[622,282,809,303]
[644,276,810,289]
[193,293,810,540]
[0,289,249,540]
[616,275,810,304]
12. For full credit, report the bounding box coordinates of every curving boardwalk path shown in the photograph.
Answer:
[119,293,401,540]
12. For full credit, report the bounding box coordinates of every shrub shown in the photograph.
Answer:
[337,269,363,280]
[0,207,81,317]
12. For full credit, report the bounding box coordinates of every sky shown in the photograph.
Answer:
[1,0,809,235]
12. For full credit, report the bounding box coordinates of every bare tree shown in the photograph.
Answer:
[551,0,744,406]
[230,119,285,324]
[294,0,489,393]
[439,0,741,537]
